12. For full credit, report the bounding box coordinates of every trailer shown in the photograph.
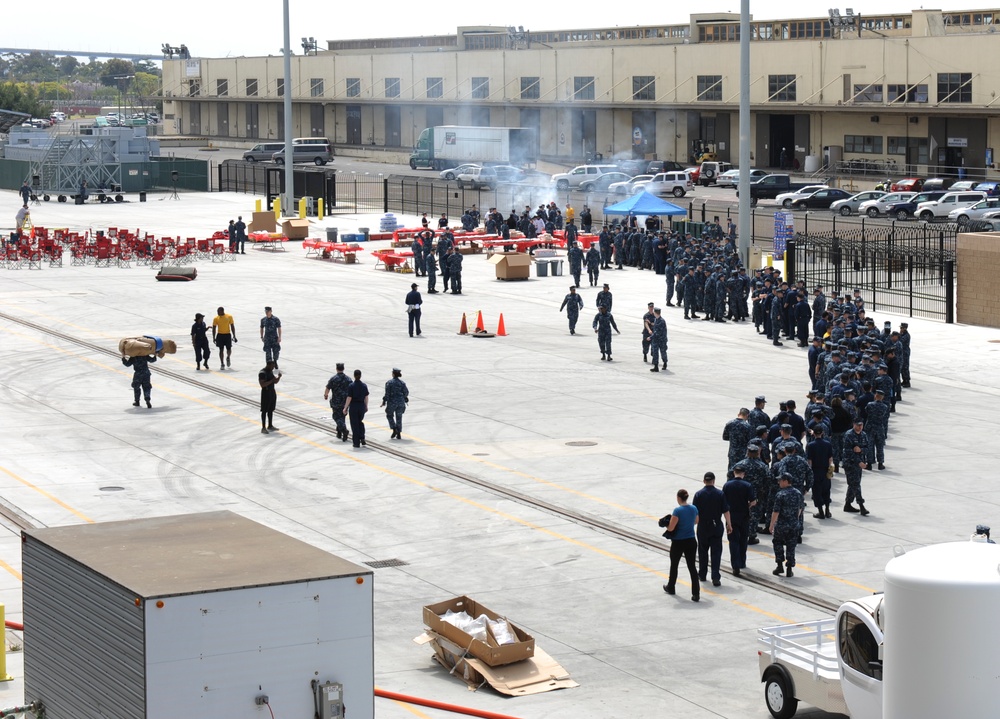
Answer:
[409,125,537,170]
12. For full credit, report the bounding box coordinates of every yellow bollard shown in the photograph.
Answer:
[0,604,13,681]
[298,197,307,219]
[317,198,324,221]
[273,197,281,220]
[255,198,262,212]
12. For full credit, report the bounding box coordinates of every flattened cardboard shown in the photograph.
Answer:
[422,595,534,666]
[415,631,578,696]
[487,252,532,280]
[249,211,277,234]
[282,218,310,239]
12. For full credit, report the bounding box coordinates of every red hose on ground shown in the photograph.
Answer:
[374,688,522,719]
[4,621,22,631]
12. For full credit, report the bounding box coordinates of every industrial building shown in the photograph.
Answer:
[162,8,1000,175]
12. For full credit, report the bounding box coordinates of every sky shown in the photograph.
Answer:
[12,0,1000,59]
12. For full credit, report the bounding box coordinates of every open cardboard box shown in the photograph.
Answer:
[487,252,532,280]
[248,211,277,234]
[282,218,310,239]
[422,595,534,667]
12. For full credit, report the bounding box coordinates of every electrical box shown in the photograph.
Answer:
[22,511,374,719]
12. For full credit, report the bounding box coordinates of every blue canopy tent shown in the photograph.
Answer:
[603,192,687,216]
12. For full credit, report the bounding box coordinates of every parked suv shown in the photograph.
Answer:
[884,191,947,221]
[698,161,734,187]
[644,171,693,198]
[272,141,333,166]
[456,166,498,190]
[915,191,986,221]
[243,142,284,162]
[550,165,619,190]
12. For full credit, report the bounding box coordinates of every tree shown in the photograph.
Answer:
[58,56,79,76]
[133,72,160,99]
[100,58,135,87]
[0,82,50,116]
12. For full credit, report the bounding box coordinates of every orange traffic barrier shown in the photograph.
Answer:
[458,313,469,335]
[475,310,485,332]
[496,313,507,336]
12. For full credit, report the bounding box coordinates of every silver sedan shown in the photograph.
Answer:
[830,190,887,216]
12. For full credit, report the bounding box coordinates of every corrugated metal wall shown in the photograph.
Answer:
[23,537,146,719]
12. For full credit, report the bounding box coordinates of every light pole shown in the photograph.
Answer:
[737,0,752,262]
[282,0,294,215]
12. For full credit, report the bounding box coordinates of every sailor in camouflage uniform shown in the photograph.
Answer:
[842,418,871,515]
[380,368,409,440]
[723,409,754,470]
[769,473,804,577]
[324,363,352,442]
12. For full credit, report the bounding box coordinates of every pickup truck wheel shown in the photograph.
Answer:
[556,179,569,190]
[896,210,909,221]
[751,198,758,208]
[866,207,880,218]
[782,199,794,208]
[764,669,798,719]
[840,206,852,216]
[409,159,417,170]
[919,210,934,222]
[672,187,685,197]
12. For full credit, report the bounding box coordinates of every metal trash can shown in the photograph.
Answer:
[551,259,564,276]
[326,227,338,242]
[535,260,549,277]
[139,191,147,202]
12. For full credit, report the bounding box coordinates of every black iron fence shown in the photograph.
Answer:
[776,217,956,321]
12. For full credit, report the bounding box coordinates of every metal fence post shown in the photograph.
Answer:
[945,260,955,323]
[939,231,945,284]
[383,178,389,214]
[832,236,842,295]
[786,240,796,284]
[908,254,914,317]
[700,202,706,223]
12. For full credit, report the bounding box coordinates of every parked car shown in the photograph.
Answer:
[973,181,1000,197]
[885,191,948,220]
[698,161,734,186]
[491,165,526,183]
[950,180,978,191]
[550,164,620,190]
[737,174,816,205]
[890,177,924,192]
[608,175,655,194]
[272,141,333,166]
[947,197,1000,224]
[830,190,886,216]
[716,168,768,188]
[858,192,916,217]
[915,190,987,221]
[790,187,853,210]
[644,171,693,198]
[580,171,631,192]
[775,184,829,208]
[243,142,285,162]
[922,177,956,192]
[439,163,480,181]
[456,166,498,190]
[645,160,686,175]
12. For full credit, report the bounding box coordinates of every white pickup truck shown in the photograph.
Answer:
[758,593,884,719]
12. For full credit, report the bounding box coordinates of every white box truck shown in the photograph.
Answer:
[409,125,537,170]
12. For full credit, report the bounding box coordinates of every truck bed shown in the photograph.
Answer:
[758,618,849,715]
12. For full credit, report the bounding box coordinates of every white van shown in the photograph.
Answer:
[243,143,284,162]
[915,191,987,221]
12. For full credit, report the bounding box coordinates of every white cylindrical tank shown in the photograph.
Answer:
[883,540,1000,719]
[804,155,821,173]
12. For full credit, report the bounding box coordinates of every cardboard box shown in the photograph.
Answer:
[414,631,577,696]
[487,252,532,281]
[422,595,534,667]
[248,211,277,234]
[282,218,310,240]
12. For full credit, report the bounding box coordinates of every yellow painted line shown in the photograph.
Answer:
[0,561,21,582]
[0,325,854,616]
[0,466,94,525]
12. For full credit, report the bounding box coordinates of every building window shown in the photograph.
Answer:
[697,75,722,101]
[471,77,489,99]
[937,73,972,103]
[632,76,655,101]
[853,83,883,103]
[887,83,928,103]
[276,78,284,97]
[310,78,324,97]
[573,76,595,100]
[427,77,443,99]
[216,79,228,97]
[385,77,400,98]
[520,76,540,99]
[887,137,908,155]
[768,74,796,101]
[346,78,361,98]
[188,80,200,97]
[246,78,258,97]
[845,135,883,154]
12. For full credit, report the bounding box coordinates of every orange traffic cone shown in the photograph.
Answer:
[475,311,485,332]
[496,313,507,336]
[458,313,469,335]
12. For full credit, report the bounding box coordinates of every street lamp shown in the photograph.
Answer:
[301,37,318,55]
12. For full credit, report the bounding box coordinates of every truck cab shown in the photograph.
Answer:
[758,593,884,719]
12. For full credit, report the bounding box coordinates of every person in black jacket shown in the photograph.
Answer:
[405,283,422,337]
